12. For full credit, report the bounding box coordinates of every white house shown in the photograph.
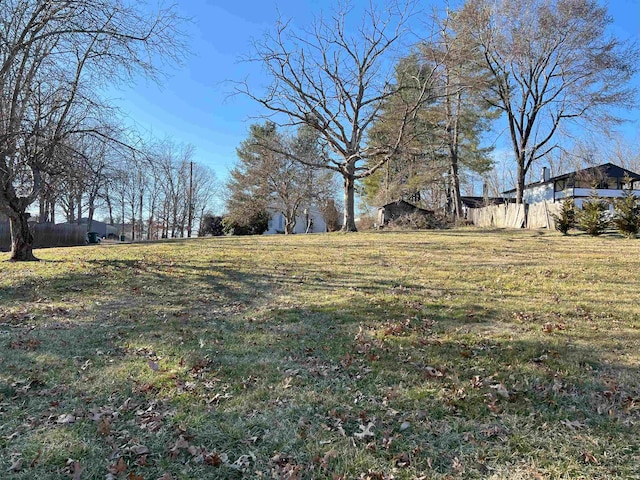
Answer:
[264,207,327,234]
[503,163,640,208]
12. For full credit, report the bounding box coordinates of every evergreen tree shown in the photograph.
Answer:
[552,198,576,235]
[611,179,640,238]
[225,122,334,234]
[363,8,498,216]
[577,192,609,236]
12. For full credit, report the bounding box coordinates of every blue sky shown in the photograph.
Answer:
[110,0,640,189]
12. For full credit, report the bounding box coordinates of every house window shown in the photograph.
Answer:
[555,179,567,192]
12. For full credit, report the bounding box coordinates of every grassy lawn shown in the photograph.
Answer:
[1,229,639,479]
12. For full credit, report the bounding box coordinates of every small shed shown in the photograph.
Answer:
[377,200,434,226]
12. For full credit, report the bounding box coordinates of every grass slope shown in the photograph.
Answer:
[0,229,639,479]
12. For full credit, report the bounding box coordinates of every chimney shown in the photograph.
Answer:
[541,166,550,182]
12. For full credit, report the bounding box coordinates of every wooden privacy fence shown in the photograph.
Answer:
[467,201,562,229]
[0,222,87,252]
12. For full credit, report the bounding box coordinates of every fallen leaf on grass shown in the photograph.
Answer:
[320,449,338,469]
[354,422,375,440]
[9,337,41,350]
[29,449,42,468]
[71,461,84,480]
[561,419,586,430]
[108,457,128,475]
[204,452,222,466]
[57,413,76,424]
[168,435,191,458]
[394,452,411,468]
[98,418,111,436]
[583,451,599,464]
[127,472,144,480]
[491,383,509,399]
[130,445,150,456]
[425,366,443,378]
[148,360,159,372]
[542,323,566,333]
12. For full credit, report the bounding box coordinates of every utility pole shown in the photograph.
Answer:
[187,161,193,238]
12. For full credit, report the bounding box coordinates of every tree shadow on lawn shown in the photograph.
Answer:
[2,284,639,479]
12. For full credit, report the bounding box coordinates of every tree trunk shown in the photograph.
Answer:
[516,158,525,204]
[448,88,463,220]
[284,215,296,234]
[451,161,463,219]
[88,201,95,231]
[106,194,114,225]
[341,169,357,232]
[9,213,38,261]
[76,194,82,225]
[39,196,46,223]
[67,196,75,223]
[139,190,144,239]
[147,197,155,240]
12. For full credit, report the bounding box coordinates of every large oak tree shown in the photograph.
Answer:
[238,1,436,231]
[459,0,638,203]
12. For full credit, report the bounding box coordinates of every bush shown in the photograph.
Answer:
[611,186,640,238]
[355,213,377,231]
[222,210,269,236]
[199,214,224,236]
[388,211,448,230]
[576,193,609,236]
[552,198,576,235]
[320,200,341,232]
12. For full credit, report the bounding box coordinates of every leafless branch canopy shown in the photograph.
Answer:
[459,0,638,201]
[237,0,434,177]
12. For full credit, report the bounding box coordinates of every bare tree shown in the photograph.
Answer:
[153,139,193,238]
[459,0,638,203]
[238,1,435,231]
[0,0,184,260]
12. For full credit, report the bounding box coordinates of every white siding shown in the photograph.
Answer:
[523,183,554,204]
[263,208,327,234]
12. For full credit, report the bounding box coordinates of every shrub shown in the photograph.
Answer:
[222,210,269,236]
[320,200,341,232]
[576,193,609,236]
[199,214,224,236]
[355,213,377,231]
[552,198,576,235]
[611,185,640,238]
[388,211,448,230]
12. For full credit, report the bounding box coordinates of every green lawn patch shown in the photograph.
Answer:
[1,230,639,479]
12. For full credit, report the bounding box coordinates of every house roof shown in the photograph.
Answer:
[502,162,640,194]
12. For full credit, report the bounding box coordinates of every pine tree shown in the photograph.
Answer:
[552,198,575,235]
[226,122,334,234]
[611,179,640,238]
[363,8,498,216]
[576,192,609,236]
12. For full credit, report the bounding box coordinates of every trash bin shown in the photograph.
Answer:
[120,234,126,242]
[88,232,99,244]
